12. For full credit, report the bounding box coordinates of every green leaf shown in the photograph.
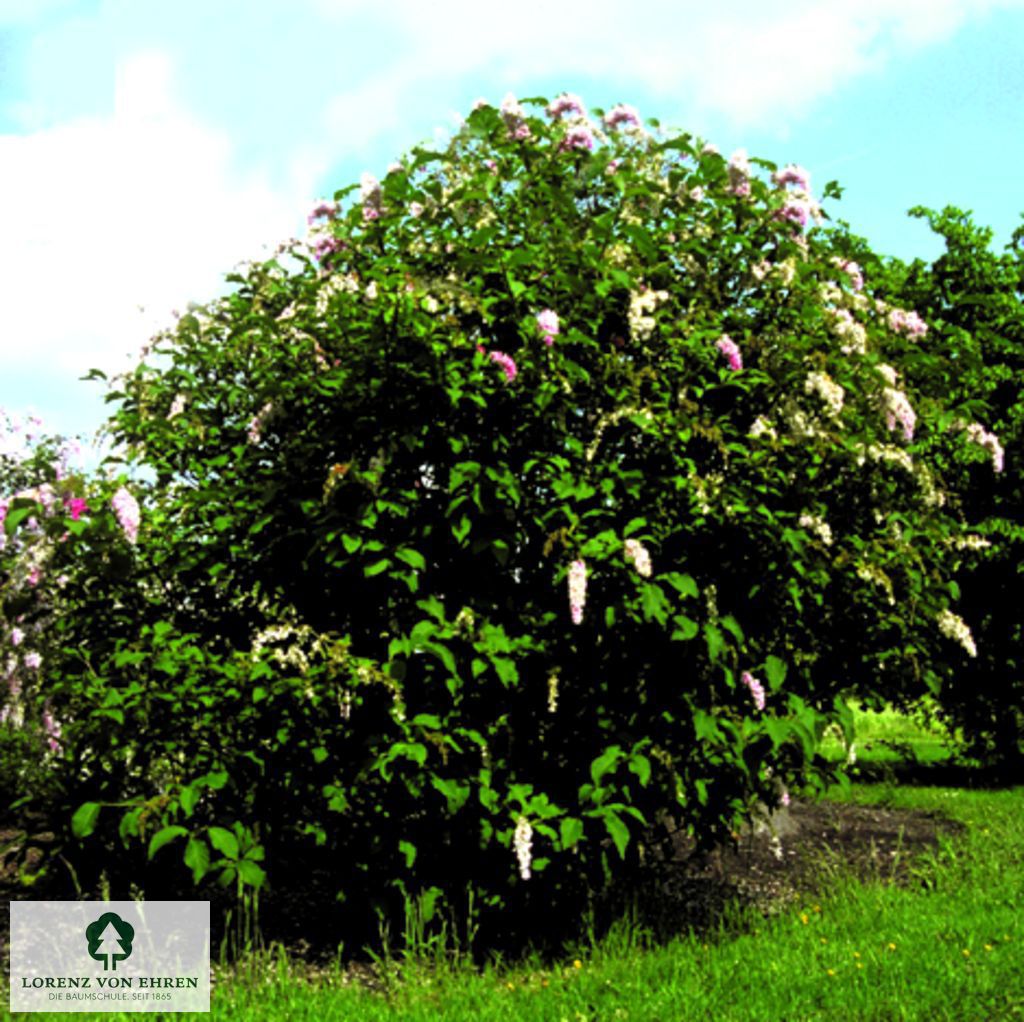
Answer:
[560,817,584,850]
[628,754,652,786]
[720,615,744,645]
[363,558,391,577]
[590,745,622,786]
[431,776,470,812]
[399,839,418,868]
[693,709,722,743]
[208,826,240,860]
[148,825,188,860]
[236,860,266,889]
[184,837,210,882]
[765,655,787,691]
[671,614,699,641]
[72,802,101,839]
[663,573,699,599]
[622,517,647,537]
[602,812,630,859]
[180,785,200,816]
[641,583,671,625]
[4,505,35,536]
[118,807,142,843]
[704,622,725,661]
[395,548,426,571]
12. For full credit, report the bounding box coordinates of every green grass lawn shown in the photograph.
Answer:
[819,698,957,767]
[5,705,1023,1021]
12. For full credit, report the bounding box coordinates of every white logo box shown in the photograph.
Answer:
[9,901,210,1013]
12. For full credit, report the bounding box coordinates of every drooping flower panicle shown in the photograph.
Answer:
[623,538,652,578]
[111,487,140,545]
[964,422,1005,473]
[568,559,587,625]
[741,671,766,711]
[537,309,560,346]
[716,334,743,371]
[488,350,518,382]
[514,817,533,880]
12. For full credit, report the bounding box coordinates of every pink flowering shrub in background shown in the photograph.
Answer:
[840,204,1024,766]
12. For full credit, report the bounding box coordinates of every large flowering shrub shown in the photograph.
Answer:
[1,97,994,942]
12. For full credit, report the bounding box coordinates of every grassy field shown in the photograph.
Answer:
[4,704,1023,1021]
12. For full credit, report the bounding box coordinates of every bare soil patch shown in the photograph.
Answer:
[0,798,966,966]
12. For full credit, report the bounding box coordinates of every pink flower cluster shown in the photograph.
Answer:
[772,164,811,192]
[111,486,140,545]
[716,334,743,371]
[537,309,560,346]
[604,103,641,129]
[568,559,587,625]
[489,350,518,382]
[774,195,816,229]
[42,704,61,753]
[728,149,751,197]
[547,93,586,119]
[310,230,346,262]
[306,199,339,226]
[741,670,766,711]
[307,198,346,260]
[833,257,864,291]
[360,172,384,222]
[965,422,1005,473]
[64,496,88,521]
[883,388,917,442]
[500,93,531,140]
[887,308,928,338]
[561,122,595,152]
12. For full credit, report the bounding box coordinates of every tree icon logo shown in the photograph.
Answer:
[85,912,135,971]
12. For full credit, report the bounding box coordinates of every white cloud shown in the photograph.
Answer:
[0,51,315,380]
[310,0,1024,126]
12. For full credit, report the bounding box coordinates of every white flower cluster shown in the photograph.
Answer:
[514,817,534,880]
[692,473,723,516]
[623,538,653,577]
[782,403,821,440]
[251,621,311,671]
[856,561,895,605]
[585,405,650,462]
[547,673,559,714]
[749,415,777,440]
[871,365,897,390]
[949,534,992,551]
[937,609,977,658]
[314,272,360,317]
[913,463,946,508]
[798,513,833,546]
[857,443,914,475]
[804,371,845,418]
[829,308,868,355]
[628,287,669,342]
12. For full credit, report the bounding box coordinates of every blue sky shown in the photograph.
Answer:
[2,0,1023,446]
